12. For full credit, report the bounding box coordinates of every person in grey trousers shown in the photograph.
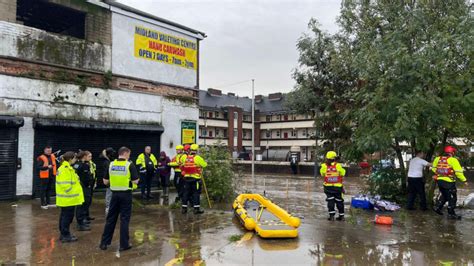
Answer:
[100,148,116,215]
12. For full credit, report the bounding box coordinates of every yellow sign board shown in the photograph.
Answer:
[134,25,197,70]
[182,129,196,144]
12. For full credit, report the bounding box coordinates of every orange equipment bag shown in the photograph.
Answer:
[375,215,393,225]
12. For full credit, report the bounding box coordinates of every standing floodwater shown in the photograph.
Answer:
[0,175,472,265]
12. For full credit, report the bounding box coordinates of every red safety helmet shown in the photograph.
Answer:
[444,146,456,154]
[183,144,191,152]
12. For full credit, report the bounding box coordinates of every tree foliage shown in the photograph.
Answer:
[200,144,235,202]
[287,0,473,176]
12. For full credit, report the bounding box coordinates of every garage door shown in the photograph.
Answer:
[0,116,23,200]
[33,119,163,198]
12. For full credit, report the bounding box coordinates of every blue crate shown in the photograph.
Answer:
[351,198,374,210]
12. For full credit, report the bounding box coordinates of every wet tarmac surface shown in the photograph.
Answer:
[0,175,473,265]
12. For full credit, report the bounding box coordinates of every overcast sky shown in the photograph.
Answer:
[117,0,341,96]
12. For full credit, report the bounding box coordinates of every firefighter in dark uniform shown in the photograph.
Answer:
[99,147,139,251]
[73,150,94,231]
[180,144,207,215]
[320,151,346,221]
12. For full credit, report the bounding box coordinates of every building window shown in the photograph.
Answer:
[284,115,288,121]
[291,130,297,137]
[223,129,228,138]
[277,115,281,120]
[209,131,213,137]
[303,128,307,137]
[200,110,206,117]
[266,130,271,138]
[243,115,251,122]
[292,115,297,120]
[215,111,220,118]
[223,112,228,119]
[276,130,280,137]
[17,0,86,39]
[208,112,213,118]
[266,115,271,122]
[202,129,207,136]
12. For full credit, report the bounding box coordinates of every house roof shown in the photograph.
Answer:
[199,90,252,111]
[199,90,289,114]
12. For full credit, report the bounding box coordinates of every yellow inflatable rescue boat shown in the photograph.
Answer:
[233,194,301,238]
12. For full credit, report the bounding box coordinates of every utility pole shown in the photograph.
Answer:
[251,79,255,181]
[313,111,318,179]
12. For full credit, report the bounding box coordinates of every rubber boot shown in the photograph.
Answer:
[448,210,461,220]
[194,207,204,215]
[162,187,169,198]
[336,215,345,221]
[433,207,443,216]
[181,207,187,214]
[327,214,335,221]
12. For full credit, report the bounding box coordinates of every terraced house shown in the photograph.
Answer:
[0,0,205,200]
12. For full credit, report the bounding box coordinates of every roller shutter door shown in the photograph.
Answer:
[33,120,163,198]
[0,116,23,200]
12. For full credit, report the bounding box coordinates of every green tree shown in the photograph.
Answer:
[288,1,473,193]
[200,144,235,202]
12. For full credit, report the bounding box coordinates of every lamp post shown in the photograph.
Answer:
[251,79,255,181]
[313,111,319,179]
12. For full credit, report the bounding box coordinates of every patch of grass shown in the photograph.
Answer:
[169,202,181,209]
[228,234,243,242]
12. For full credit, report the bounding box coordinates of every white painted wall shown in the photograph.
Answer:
[0,75,163,123]
[16,117,34,196]
[160,98,199,158]
[1,74,199,196]
[112,13,198,88]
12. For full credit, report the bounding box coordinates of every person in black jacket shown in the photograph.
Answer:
[74,150,93,231]
[100,148,116,215]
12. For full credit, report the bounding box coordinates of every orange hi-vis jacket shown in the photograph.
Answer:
[169,153,186,173]
[38,154,57,179]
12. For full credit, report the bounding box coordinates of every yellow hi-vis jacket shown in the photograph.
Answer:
[169,153,186,172]
[432,156,466,183]
[180,154,207,179]
[109,159,137,191]
[55,161,84,207]
[136,153,157,169]
[320,162,346,187]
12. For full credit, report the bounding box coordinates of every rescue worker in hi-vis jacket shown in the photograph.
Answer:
[169,145,186,203]
[180,144,207,215]
[432,146,467,220]
[320,151,346,221]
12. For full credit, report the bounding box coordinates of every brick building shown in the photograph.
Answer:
[0,0,205,199]
[198,89,317,161]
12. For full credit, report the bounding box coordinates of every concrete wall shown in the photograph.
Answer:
[0,21,111,72]
[17,117,34,196]
[160,98,199,158]
[111,12,198,88]
[0,0,16,23]
[0,75,164,124]
[1,74,199,196]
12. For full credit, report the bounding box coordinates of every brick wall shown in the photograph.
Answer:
[49,0,112,45]
[0,0,17,23]
[0,57,197,101]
